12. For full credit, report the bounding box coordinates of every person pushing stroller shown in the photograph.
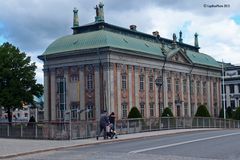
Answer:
[96,110,110,140]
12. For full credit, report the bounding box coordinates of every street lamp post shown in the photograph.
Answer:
[155,76,163,116]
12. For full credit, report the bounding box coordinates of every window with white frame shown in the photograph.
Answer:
[197,81,200,96]
[149,77,153,91]
[167,78,171,92]
[140,75,144,90]
[122,74,127,90]
[150,103,154,117]
[87,104,94,119]
[140,104,145,117]
[183,79,187,94]
[175,78,180,93]
[71,102,79,120]
[87,73,94,90]
[57,78,66,120]
[203,82,207,95]
[122,104,127,119]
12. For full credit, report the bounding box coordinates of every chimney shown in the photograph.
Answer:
[73,7,79,27]
[152,31,159,37]
[194,33,199,48]
[130,25,137,31]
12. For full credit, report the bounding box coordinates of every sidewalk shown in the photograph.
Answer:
[0,128,217,159]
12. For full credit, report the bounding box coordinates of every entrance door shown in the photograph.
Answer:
[177,105,181,117]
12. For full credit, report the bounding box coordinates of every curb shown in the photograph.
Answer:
[0,128,220,159]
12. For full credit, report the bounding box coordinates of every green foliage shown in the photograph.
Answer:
[234,107,240,120]
[162,107,173,117]
[226,107,233,118]
[0,42,43,122]
[195,104,211,117]
[128,106,142,118]
[219,107,233,119]
[219,108,224,118]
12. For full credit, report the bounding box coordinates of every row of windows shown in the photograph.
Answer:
[229,84,240,93]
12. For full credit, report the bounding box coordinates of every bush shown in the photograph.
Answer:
[162,107,173,117]
[234,107,240,120]
[219,107,233,119]
[226,107,233,118]
[128,107,142,118]
[219,108,224,118]
[195,104,210,117]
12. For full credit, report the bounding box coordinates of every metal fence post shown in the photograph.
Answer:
[168,118,170,129]
[7,124,10,137]
[20,124,23,138]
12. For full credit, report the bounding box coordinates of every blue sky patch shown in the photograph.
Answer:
[231,15,240,25]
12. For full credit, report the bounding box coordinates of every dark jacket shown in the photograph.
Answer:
[100,114,109,128]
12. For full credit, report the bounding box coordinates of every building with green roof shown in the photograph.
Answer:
[38,3,222,122]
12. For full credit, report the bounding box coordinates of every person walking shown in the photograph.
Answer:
[96,110,109,140]
[109,112,115,130]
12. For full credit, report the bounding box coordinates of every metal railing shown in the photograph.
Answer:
[0,117,240,140]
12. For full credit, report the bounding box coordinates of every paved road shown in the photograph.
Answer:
[10,129,240,160]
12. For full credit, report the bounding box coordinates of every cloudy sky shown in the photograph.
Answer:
[0,0,239,84]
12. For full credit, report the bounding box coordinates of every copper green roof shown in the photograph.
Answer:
[43,30,164,57]
[186,50,220,68]
[43,29,220,68]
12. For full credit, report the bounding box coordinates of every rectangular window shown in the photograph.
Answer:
[197,81,200,96]
[122,104,127,119]
[213,82,217,96]
[203,82,207,95]
[140,104,145,117]
[140,76,144,90]
[190,80,194,94]
[150,103,154,117]
[71,103,79,120]
[122,75,127,90]
[87,105,94,119]
[229,84,234,93]
[87,73,94,90]
[183,79,187,94]
[57,78,66,120]
[175,79,180,93]
[149,77,153,91]
[167,78,171,92]
[231,100,236,108]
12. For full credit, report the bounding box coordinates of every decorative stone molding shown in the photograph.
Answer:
[79,65,85,71]
[134,65,139,72]
[103,62,114,70]
[117,63,122,70]
[56,68,64,77]
[128,65,132,71]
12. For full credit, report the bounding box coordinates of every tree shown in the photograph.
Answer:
[0,42,43,122]
[195,104,211,117]
[162,107,173,117]
[128,107,142,118]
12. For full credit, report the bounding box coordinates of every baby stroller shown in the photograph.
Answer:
[106,123,118,139]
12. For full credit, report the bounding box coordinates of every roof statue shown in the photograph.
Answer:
[179,31,183,43]
[173,33,177,43]
[95,2,104,22]
[73,7,79,27]
[194,32,199,48]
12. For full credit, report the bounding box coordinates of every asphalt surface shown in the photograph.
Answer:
[9,129,240,160]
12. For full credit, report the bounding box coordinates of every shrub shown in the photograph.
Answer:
[234,107,240,120]
[128,107,142,118]
[195,104,211,117]
[219,108,224,118]
[162,107,173,117]
[226,107,233,118]
[219,107,233,119]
